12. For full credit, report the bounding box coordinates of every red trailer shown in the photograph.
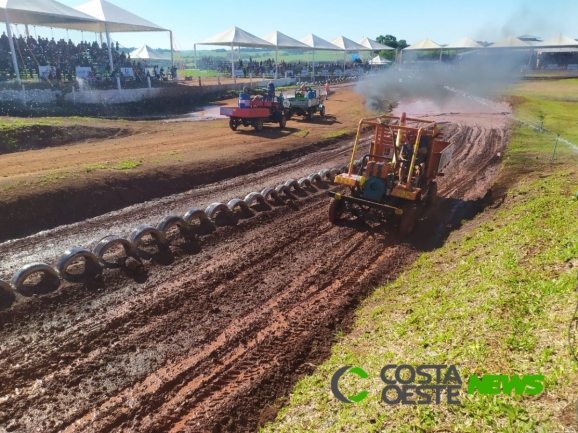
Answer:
[220,99,289,132]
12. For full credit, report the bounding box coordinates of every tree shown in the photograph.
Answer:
[375,35,409,61]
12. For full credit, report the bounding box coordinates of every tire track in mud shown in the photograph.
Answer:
[0,122,509,433]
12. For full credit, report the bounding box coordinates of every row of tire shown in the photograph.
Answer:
[298,76,359,87]
[0,162,361,298]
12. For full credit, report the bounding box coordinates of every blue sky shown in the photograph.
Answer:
[9,0,578,51]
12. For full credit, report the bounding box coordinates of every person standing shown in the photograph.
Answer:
[325,81,330,100]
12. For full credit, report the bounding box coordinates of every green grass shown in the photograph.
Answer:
[112,160,142,170]
[323,128,355,140]
[84,163,109,173]
[262,81,578,432]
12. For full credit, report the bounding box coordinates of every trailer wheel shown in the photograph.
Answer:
[229,118,238,131]
[308,108,314,121]
[426,181,438,206]
[399,205,417,236]
[279,115,286,129]
[254,119,264,131]
[328,198,344,224]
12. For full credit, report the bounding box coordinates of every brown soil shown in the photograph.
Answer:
[0,91,511,432]
[0,85,369,241]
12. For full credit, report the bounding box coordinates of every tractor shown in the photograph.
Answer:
[284,87,325,120]
[327,112,454,235]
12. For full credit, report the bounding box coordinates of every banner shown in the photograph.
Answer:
[321,69,329,75]
[301,70,308,76]
[234,69,244,77]
[119,67,134,77]
[38,66,55,80]
[285,70,294,76]
[75,67,92,79]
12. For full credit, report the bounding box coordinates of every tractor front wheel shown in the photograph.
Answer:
[399,205,417,235]
[229,118,238,131]
[254,119,264,132]
[328,198,344,223]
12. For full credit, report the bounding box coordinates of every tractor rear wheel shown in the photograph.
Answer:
[229,118,238,131]
[328,198,344,223]
[399,205,417,235]
[254,119,264,132]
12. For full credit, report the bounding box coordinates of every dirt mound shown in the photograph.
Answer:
[0,125,128,154]
[0,117,510,432]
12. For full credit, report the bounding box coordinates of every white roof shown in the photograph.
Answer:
[200,26,273,48]
[404,38,442,50]
[130,45,170,60]
[538,34,578,48]
[369,55,391,65]
[489,36,531,48]
[445,37,483,49]
[358,36,395,51]
[262,31,310,49]
[300,34,342,51]
[0,0,97,26]
[68,0,165,32]
[330,36,370,51]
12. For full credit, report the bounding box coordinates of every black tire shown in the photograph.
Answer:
[285,110,292,120]
[399,205,418,235]
[426,181,438,207]
[254,119,264,131]
[308,108,314,121]
[229,118,238,131]
[320,106,325,117]
[328,198,343,223]
[279,115,286,129]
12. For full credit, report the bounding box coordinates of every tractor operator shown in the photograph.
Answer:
[398,131,428,186]
[267,81,276,101]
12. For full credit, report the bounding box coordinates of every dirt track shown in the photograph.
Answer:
[0,96,511,432]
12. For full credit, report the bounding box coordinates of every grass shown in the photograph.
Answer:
[323,128,355,139]
[84,163,109,173]
[261,80,578,432]
[112,160,142,170]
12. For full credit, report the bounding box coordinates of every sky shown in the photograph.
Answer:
[6,0,578,51]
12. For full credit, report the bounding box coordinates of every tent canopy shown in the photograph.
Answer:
[489,35,531,48]
[358,36,395,51]
[199,26,273,48]
[67,0,166,32]
[0,0,97,26]
[330,36,369,51]
[445,37,483,49]
[130,45,170,60]
[404,38,442,50]
[538,34,578,48]
[262,30,310,49]
[300,34,342,51]
[369,55,391,65]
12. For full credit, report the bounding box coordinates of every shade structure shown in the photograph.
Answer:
[445,37,484,49]
[130,45,170,60]
[369,55,391,65]
[404,38,442,50]
[331,36,370,72]
[262,30,310,78]
[300,34,342,77]
[489,36,531,48]
[537,34,578,48]
[358,36,395,51]
[197,26,274,83]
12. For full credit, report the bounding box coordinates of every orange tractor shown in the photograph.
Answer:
[327,112,454,235]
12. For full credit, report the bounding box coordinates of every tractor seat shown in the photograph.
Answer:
[365,161,391,179]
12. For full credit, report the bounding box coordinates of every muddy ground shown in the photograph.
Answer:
[0,92,511,432]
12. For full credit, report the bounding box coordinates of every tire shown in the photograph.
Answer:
[285,110,292,120]
[229,117,238,131]
[254,119,264,132]
[308,108,314,121]
[399,205,418,236]
[328,198,343,223]
[320,106,325,117]
[426,181,438,207]
[279,115,286,129]
[56,247,102,279]
[11,263,60,293]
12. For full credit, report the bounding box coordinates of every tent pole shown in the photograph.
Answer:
[312,50,315,80]
[194,44,197,72]
[170,30,174,66]
[343,51,346,72]
[25,24,29,38]
[99,33,103,46]
[231,42,235,84]
[105,22,114,75]
[5,15,20,83]
[439,48,442,62]
[275,46,278,79]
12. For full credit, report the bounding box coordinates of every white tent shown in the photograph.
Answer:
[489,36,531,48]
[130,45,170,61]
[538,34,578,48]
[299,34,342,77]
[445,37,484,49]
[369,55,391,65]
[197,26,274,83]
[331,36,371,70]
[1,0,98,81]
[358,36,395,51]
[403,38,443,63]
[70,0,169,76]
[262,30,310,78]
